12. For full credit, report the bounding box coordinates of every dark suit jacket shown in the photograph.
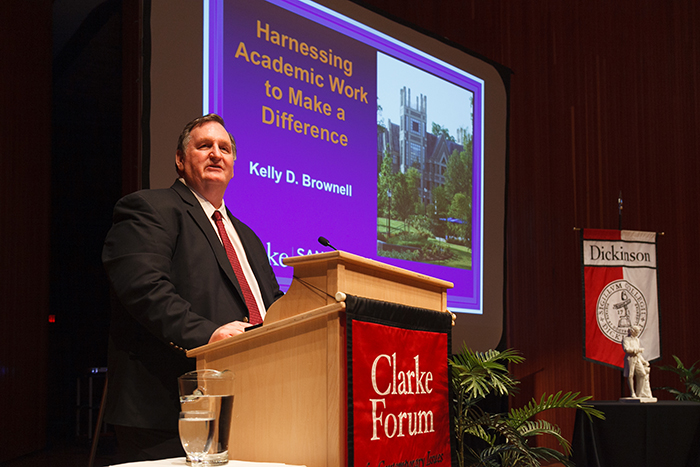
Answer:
[102,180,283,430]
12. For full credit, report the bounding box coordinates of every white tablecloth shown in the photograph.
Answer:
[111,458,305,467]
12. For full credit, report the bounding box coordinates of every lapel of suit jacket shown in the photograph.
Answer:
[171,180,246,302]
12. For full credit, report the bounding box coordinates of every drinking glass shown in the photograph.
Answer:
[178,411,215,466]
[178,369,235,465]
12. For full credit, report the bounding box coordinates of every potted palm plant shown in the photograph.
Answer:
[450,346,605,467]
[655,355,700,402]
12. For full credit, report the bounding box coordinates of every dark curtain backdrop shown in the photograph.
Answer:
[357,0,700,448]
[3,0,700,461]
[0,1,52,462]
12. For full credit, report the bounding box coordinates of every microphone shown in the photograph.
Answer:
[318,236,338,251]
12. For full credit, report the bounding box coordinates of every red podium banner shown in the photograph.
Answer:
[349,318,452,467]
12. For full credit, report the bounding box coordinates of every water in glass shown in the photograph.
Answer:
[179,411,215,465]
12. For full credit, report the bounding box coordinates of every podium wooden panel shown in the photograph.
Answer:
[187,251,452,467]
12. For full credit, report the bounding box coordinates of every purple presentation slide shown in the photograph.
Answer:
[208,0,484,313]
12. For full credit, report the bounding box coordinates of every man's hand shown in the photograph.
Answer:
[209,321,251,343]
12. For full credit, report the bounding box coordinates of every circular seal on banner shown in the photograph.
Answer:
[596,280,648,343]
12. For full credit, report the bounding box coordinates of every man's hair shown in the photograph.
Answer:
[176,114,237,175]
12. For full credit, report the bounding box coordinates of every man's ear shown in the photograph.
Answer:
[175,150,185,173]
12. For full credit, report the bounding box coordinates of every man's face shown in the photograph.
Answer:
[176,120,235,196]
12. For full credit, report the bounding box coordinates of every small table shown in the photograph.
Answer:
[571,400,700,466]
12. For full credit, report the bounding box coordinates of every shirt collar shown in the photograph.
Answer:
[179,177,228,221]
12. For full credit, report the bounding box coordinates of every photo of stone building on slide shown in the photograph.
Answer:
[377,86,474,270]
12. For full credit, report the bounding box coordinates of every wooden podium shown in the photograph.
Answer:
[187,251,453,467]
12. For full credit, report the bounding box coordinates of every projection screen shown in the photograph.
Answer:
[148,0,508,352]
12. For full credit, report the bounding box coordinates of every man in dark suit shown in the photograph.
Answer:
[102,114,283,461]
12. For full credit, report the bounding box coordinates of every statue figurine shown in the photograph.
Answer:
[621,325,657,402]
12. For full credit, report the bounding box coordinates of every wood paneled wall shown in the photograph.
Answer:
[358,0,700,448]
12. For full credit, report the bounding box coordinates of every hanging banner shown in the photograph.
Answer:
[581,229,660,368]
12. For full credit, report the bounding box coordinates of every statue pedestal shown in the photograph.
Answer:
[619,396,658,403]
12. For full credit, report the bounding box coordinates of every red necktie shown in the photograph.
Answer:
[212,211,263,324]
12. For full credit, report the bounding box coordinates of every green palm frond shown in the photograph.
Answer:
[464,448,501,467]
[459,406,495,441]
[657,356,691,377]
[450,346,524,401]
[478,414,526,450]
[655,386,682,397]
[517,419,570,454]
[656,355,700,402]
[508,391,605,427]
[458,408,534,465]
[461,408,491,429]
[690,384,700,399]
